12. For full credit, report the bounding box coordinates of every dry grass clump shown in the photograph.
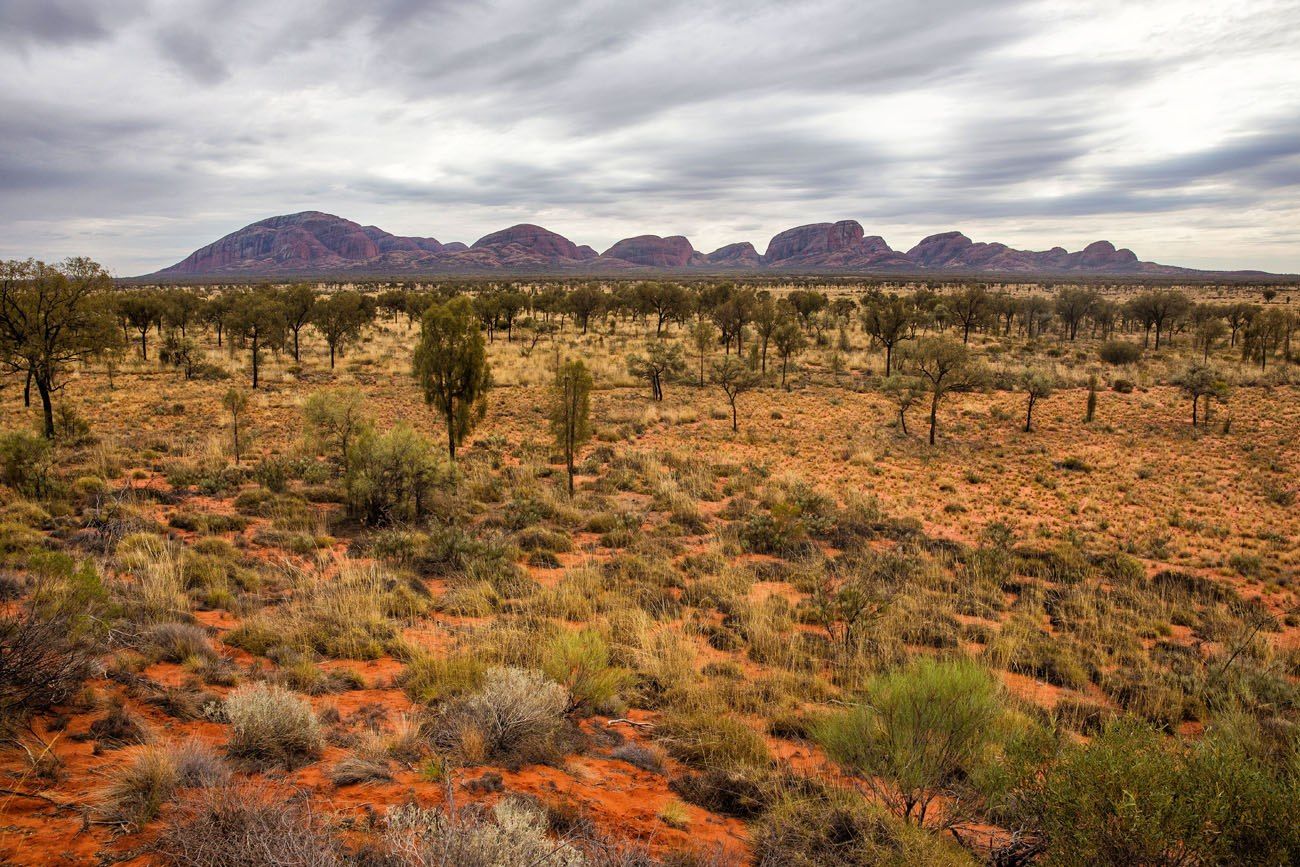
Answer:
[98,738,229,829]
[428,666,574,767]
[154,784,346,867]
[223,682,322,768]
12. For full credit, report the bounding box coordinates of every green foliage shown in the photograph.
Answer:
[412,295,492,459]
[815,657,1002,825]
[657,710,772,771]
[1098,339,1142,365]
[1021,717,1300,866]
[540,629,630,713]
[346,423,448,525]
[0,429,53,498]
[400,653,486,704]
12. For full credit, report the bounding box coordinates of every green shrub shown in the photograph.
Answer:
[753,789,975,866]
[400,653,486,704]
[541,629,630,713]
[0,429,53,498]
[1098,340,1142,365]
[815,657,1002,825]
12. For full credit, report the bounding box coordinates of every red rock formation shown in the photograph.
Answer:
[704,242,761,267]
[471,224,595,262]
[600,235,699,268]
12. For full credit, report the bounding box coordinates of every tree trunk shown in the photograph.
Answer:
[446,408,457,460]
[1025,395,1035,432]
[928,390,940,445]
[35,374,55,439]
[329,343,336,369]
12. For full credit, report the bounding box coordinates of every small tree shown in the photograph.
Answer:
[1085,373,1098,423]
[0,258,121,437]
[118,290,165,361]
[412,296,492,460]
[815,657,1002,827]
[1174,363,1229,427]
[302,387,372,502]
[711,356,761,432]
[278,284,317,363]
[881,374,925,436]
[860,296,913,376]
[627,340,685,401]
[1020,369,1056,433]
[898,337,977,445]
[310,290,375,369]
[223,387,249,464]
[550,358,593,496]
[227,289,286,389]
[771,318,807,388]
[688,319,715,387]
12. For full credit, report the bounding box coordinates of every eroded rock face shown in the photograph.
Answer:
[601,235,699,268]
[471,224,594,262]
[165,212,396,274]
[705,242,761,267]
[764,220,866,263]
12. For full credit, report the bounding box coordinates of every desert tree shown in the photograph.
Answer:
[1055,287,1100,340]
[750,295,779,373]
[860,295,913,376]
[881,374,926,436]
[771,317,807,388]
[309,290,375,369]
[1085,373,1098,423]
[711,355,761,432]
[1192,310,1228,362]
[201,293,233,347]
[550,358,593,496]
[637,281,689,335]
[565,285,604,334]
[1241,309,1286,370]
[118,290,166,361]
[161,287,203,338]
[277,284,317,362]
[1128,289,1190,349]
[159,332,200,380]
[1174,363,1229,427]
[949,284,990,343]
[898,336,978,445]
[412,296,492,460]
[223,387,249,464]
[1224,302,1255,347]
[227,289,286,389]
[688,318,716,387]
[1020,368,1056,432]
[0,258,120,438]
[627,339,686,401]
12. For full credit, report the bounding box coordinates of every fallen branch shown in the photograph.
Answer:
[606,718,655,730]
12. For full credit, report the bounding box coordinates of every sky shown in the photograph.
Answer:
[1,0,1299,276]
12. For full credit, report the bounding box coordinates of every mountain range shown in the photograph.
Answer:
[139,211,1278,280]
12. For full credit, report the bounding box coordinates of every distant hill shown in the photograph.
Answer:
[140,211,1284,280]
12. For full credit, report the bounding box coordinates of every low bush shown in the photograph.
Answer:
[399,653,486,704]
[0,429,53,498]
[657,710,772,771]
[428,667,573,767]
[1098,340,1142,365]
[224,682,322,768]
[541,629,630,714]
[154,784,346,867]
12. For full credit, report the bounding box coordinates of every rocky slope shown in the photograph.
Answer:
[144,211,1273,279]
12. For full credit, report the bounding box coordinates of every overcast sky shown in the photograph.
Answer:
[2,0,1299,275]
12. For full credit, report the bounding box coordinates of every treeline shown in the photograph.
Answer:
[3,259,1296,442]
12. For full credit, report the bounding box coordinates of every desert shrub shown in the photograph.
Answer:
[541,629,630,713]
[670,766,776,819]
[428,667,573,767]
[154,784,345,867]
[1019,717,1300,866]
[0,429,53,498]
[752,789,974,866]
[0,589,103,725]
[330,735,394,786]
[657,710,772,771]
[99,744,179,828]
[146,621,217,663]
[224,682,322,768]
[815,657,1002,825]
[1098,340,1142,365]
[346,424,449,525]
[381,797,587,867]
[170,737,231,787]
[611,742,666,774]
[400,653,486,704]
[90,697,155,749]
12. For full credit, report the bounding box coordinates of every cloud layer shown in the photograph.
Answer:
[2,0,1298,274]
